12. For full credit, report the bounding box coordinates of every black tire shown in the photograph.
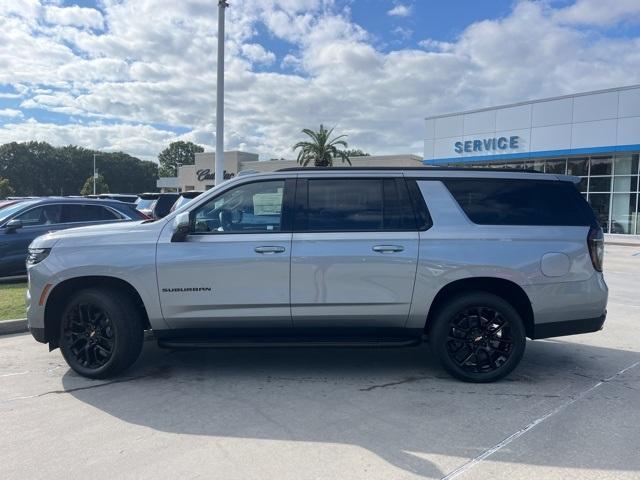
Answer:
[429,292,526,383]
[59,288,144,379]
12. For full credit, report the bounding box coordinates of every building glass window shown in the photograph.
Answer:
[567,158,588,176]
[611,193,637,235]
[588,193,611,233]
[614,154,639,176]
[532,159,545,172]
[590,156,613,175]
[589,176,612,193]
[545,159,567,174]
[613,176,637,192]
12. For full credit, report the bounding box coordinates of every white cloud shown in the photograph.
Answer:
[241,43,276,64]
[1,0,640,162]
[44,5,104,29]
[553,0,640,26]
[0,109,23,118]
[0,119,178,161]
[387,4,411,18]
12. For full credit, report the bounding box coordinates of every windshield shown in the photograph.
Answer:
[135,198,156,210]
[0,200,38,224]
[173,196,196,210]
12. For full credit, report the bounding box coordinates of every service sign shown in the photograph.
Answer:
[454,136,520,154]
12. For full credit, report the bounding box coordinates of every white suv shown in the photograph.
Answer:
[26,168,608,382]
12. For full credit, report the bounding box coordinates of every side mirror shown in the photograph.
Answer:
[5,219,23,232]
[171,212,191,242]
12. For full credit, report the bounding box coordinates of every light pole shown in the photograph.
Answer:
[215,0,229,186]
[93,153,99,195]
[174,162,182,192]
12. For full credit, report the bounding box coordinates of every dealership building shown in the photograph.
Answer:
[423,84,640,236]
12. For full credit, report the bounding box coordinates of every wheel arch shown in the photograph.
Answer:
[424,277,534,338]
[44,276,151,349]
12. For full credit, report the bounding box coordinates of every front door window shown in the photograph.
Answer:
[192,180,285,234]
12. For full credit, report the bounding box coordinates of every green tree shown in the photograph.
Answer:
[343,149,370,157]
[80,174,109,195]
[158,141,204,177]
[293,125,351,167]
[0,177,14,199]
[0,142,158,196]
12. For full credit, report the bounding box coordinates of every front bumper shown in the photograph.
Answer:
[532,312,606,339]
[30,327,47,343]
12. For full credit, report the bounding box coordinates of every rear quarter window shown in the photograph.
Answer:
[442,178,595,226]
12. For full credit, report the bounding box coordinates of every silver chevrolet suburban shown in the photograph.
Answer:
[26,168,608,382]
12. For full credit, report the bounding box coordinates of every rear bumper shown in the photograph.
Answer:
[532,312,606,339]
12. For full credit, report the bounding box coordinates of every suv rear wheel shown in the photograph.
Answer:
[59,288,144,379]
[429,292,526,382]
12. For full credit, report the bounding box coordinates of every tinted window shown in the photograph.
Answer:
[297,178,415,232]
[62,204,120,223]
[16,205,62,226]
[443,178,595,226]
[192,180,285,234]
[153,195,180,218]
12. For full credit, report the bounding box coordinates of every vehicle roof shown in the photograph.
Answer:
[269,166,573,182]
[20,197,136,208]
[139,192,178,198]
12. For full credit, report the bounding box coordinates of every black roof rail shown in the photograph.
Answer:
[276,166,541,173]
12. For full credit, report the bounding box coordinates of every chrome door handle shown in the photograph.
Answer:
[372,245,404,253]
[254,246,286,254]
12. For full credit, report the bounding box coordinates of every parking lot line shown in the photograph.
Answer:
[440,359,640,480]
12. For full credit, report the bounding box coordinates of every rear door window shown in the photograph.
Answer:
[294,178,417,232]
[442,178,595,226]
[61,204,120,223]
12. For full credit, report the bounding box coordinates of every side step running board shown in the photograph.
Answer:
[157,337,421,349]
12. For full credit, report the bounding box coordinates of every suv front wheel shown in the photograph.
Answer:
[59,288,144,379]
[429,292,526,382]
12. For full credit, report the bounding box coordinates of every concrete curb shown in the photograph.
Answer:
[605,240,640,247]
[0,319,28,336]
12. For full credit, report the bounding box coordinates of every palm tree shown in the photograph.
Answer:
[293,125,351,167]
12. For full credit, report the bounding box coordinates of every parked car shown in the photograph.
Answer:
[0,199,24,210]
[26,168,607,382]
[1,198,146,276]
[88,194,140,204]
[134,193,159,218]
[169,190,204,213]
[151,193,180,219]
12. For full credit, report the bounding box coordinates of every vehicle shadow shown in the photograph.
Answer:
[61,339,640,479]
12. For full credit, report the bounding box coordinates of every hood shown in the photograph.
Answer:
[29,220,161,249]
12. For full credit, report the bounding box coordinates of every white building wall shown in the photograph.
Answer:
[424,85,640,164]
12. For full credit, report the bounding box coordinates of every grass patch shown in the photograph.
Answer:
[0,282,27,321]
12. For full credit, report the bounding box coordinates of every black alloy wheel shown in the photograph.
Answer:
[59,288,144,379]
[429,292,526,382]
[446,306,514,374]
[62,303,116,370]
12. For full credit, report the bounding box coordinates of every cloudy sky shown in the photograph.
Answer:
[1,0,640,161]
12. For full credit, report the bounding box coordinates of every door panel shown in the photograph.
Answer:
[291,232,419,327]
[156,178,294,330]
[157,233,292,328]
[290,177,420,329]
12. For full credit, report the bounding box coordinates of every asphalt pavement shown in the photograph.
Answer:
[1,245,639,480]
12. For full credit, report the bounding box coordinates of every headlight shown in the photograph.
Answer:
[27,248,51,266]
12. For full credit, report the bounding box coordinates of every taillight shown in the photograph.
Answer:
[587,226,604,272]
